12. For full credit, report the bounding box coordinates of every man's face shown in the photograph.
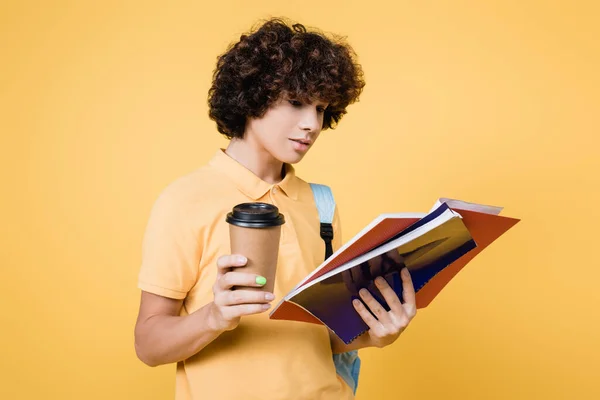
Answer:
[244,95,329,164]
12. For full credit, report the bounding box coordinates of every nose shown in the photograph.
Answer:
[298,107,321,133]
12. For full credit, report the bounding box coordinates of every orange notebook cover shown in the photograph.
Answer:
[415,208,519,308]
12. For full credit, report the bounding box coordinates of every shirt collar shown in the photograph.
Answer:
[208,149,300,201]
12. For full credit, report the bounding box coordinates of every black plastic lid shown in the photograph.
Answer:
[226,202,285,228]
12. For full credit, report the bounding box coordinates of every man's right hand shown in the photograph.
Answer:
[207,254,274,332]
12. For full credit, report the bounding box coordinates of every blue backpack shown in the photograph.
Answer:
[309,183,361,395]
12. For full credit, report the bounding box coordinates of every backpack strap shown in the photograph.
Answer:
[309,183,336,261]
[309,183,361,395]
[332,350,361,395]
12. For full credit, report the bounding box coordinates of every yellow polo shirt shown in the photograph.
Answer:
[138,149,354,400]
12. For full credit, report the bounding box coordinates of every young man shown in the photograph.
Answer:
[134,18,417,400]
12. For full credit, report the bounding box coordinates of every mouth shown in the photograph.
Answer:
[289,138,312,153]
[289,138,312,146]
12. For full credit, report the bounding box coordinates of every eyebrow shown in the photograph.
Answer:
[284,93,329,107]
[308,98,330,107]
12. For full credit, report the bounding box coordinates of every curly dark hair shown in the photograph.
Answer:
[208,18,366,139]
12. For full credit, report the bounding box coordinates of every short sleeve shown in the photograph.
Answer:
[137,190,201,299]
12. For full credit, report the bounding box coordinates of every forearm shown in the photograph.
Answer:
[135,302,223,366]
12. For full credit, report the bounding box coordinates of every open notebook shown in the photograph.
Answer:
[269,198,520,344]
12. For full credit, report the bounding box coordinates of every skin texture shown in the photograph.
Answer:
[225,96,328,181]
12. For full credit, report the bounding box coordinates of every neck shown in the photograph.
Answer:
[225,138,284,184]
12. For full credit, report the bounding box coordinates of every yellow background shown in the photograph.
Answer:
[1,0,598,399]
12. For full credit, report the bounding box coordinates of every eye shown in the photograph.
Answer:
[316,106,326,113]
[288,100,302,107]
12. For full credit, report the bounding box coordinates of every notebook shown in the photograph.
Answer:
[269,198,520,344]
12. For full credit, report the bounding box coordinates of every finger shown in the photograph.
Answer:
[353,262,368,286]
[381,250,403,275]
[358,288,392,325]
[400,268,417,318]
[352,298,381,330]
[218,271,269,290]
[224,303,272,319]
[368,255,383,279]
[386,249,405,266]
[216,255,247,278]
[374,276,405,316]
[216,255,248,270]
[216,289,274,306]
[342,269,356,294]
